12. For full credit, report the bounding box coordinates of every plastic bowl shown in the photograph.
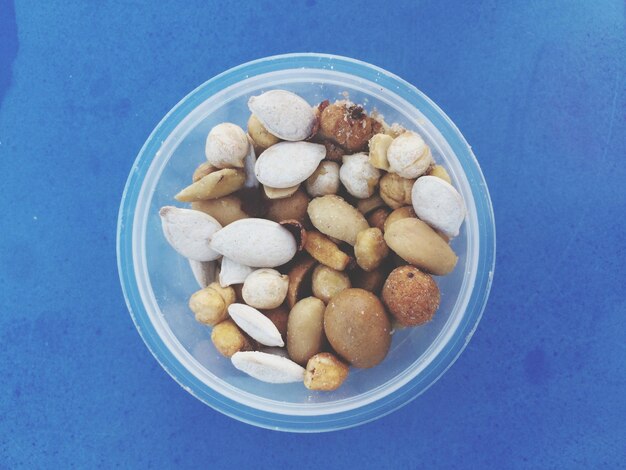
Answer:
[117,53,495,432]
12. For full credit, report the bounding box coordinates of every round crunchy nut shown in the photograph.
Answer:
[311,265,351,303]
[266,189,310,223]
[383,206,416,232]
[305,161,340,197]
[339,153,381,199]
[205,123,249,169]
[354,228,389,272]
[304,352,349,391]
[368,133,393,171]
[428,164,452,184]
[387,131,433,178]
[189,282,236,326]
[379,173,415,209]
[211,319,253,357]
[382,266,440,326]
[318,102,378,152]
[367,207,391,232]
[247,114,280,150]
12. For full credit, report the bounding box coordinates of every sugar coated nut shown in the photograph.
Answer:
[368,133,393,171]
[311,265,351,303]
[307,195,369,246]
[191,196,248,226]
[175,168,246,202]
[219,256,254,287]
[304,231,351,271]
[411,175,466,238]
[339,153,381,199]
[255,141,326,188]
[379,173,415,209]
[242,268,289,309]
[304,352,349,391]
[247,114,280,149]
[383,206,416,232]
[248,90,317,141]
[231,351,305,384]
[305,161,340,197]
[263,184,300,200]
[210,218,297,268]
[188,282,236,326]
[384,218,458,275]
[387,131,433,179]
[205,123,249,169]
[159,206,222,262]
[324,288,392,368]
[228,303,284,347]
[428,164,452,184]
[266,189,310,223]
[211,319,253,357]
[192,161,216,182]
[318,102,379,152]
[287,297,326,365]
[286,255,317,308]
[382,266,440,326]
[367,207,390,232]
[357,194,386,215]
[354,228,389,272]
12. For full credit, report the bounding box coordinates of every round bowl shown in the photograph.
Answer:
[117,53,495,432]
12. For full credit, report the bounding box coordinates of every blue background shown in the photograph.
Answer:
[1,0,625,468]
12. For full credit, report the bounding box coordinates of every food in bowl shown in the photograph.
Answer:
[158,89,466,391]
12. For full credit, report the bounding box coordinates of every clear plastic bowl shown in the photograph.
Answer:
[117,53,495,432]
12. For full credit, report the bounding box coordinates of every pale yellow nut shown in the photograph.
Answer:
[304,231,351,271]
[368,133,393,171]
[211,319,253,357]
[287,297,326,366]
[191,196,248,226]
[189,282,236,326]
[354,228,389,272]
[357,194,386,215]
[379,173,415,209]
[304,352,349,391]
[307,195,369,246]
[192,161,217,182]
[311,265,351,303]
[175,168,245,202]
[428,164,452,184]
[383,206,416,232]
[247,114,280,150]
[263,184,300,200]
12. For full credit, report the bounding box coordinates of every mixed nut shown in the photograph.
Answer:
[159,89,466,392]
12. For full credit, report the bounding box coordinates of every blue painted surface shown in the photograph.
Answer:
[0,0,624,467]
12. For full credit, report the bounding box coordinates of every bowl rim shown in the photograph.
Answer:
[117,52,496,432]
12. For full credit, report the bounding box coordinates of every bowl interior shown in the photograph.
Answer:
[132,67,479,416]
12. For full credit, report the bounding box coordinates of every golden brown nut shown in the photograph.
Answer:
[247,114,280,150]
[175,169,246,202]
[192,161,217,182]
[367,207,391,232]
[304,352,349,391]
[304,231,351,271]
[354,228,389,272]
[383,206,416,232]
[191,196,248,226]
[382,266,440,326]
[286,255,317,308]
[188,282,236,326]
[324,288,391,368]
[318,102,379,152]
[211,319,253,357]
[311,265,351,303]
[428,164,452,184]
[266,189,310,223]
[262,306,289,343]
[287,297,326,365]
[379,173,415,209]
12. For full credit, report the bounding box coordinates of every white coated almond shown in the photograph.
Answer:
[339,153,381,198]
[242,269,289,309]
[210,218,297,267]
[159,206,222,261]
[189,259,218,288]
[411,175,466,238]
[205,123,249,169]
[248,90,316,141]
[219,257,254,287]
[231,351,305,383]
[255,142,326,188]
[387,131,433,179]
[228,303,284,347]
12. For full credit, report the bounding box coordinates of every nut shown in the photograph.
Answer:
[159,206,222,261]
[287,297,326,365]
[412,175,466,238]
[428,164,452,184]
[188,282,236,326]
[354,228,389,271]
[191,195,248,226]
[367,207,391,232]
[211,319,253,357]
[231,351,305,383]
[255,142,326,188]
[387,131,433,178]
[311,265,351,303]
[384,218,458,275]
[263,184,300,199]
[247,114,280,150]
[307,195,369,246]
[192,161,216,182]
[242,268,289,309]
[339,153,381,199]
[266,189,310,223]
[286,255,317,308]
[319,140,345,162]
[175,168,246,202]
[248,90,317,141]
[382,266,440,326]
[279,219,307,251]
[379,173,415,209]
[383,206,416,232]
[357,194,386,215]
[318,102,379,152]
[228,303,284,347]
[304,231,351,271]
[219,256,254,287]
[368,133,393,171]
[305,161,340,197]
[205,123,249,169]
[304,353,349,391]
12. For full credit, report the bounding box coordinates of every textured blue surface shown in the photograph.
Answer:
[1,0,625,467]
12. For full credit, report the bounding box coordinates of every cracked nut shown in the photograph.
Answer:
[354,228,389,272]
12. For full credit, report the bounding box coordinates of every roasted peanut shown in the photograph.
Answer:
[311,265,351,303]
